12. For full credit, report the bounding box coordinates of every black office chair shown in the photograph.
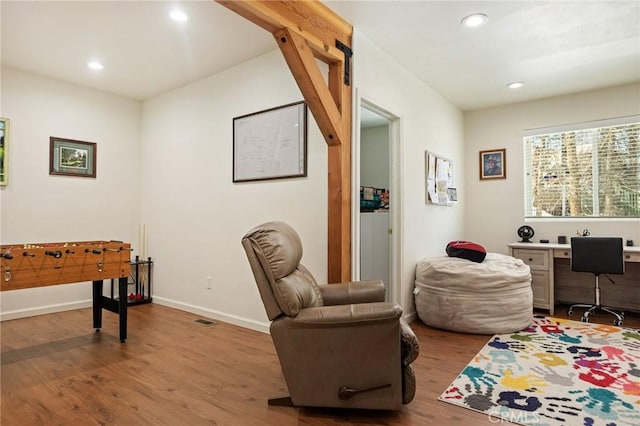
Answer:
[567,237,625,326]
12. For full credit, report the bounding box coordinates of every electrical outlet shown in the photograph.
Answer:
[207,276,213,290]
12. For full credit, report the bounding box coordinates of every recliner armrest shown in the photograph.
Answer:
[318,280,385,305]
[400,317,419,365]
[285,302,401,327]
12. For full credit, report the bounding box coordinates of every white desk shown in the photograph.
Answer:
[508,242,640,315]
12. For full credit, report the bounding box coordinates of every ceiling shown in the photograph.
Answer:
[2,1,639,112]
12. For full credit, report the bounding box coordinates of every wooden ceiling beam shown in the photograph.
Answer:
[216,0,350,64]
[216,0,353,283]
[274,28,343,145]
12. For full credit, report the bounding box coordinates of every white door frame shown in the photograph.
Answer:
[352,92,402,304]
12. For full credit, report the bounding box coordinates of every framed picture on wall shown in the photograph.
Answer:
[0,117,8,186]
[49,137,97,178]
[479,148,506,180]
[447,187,458,201]
[233,101,307,182]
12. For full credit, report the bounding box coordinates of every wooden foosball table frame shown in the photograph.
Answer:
[1,240,132,342]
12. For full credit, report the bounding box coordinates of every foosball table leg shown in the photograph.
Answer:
[92,278,128,342]
[92,280,103,331]
[118,277,128,342]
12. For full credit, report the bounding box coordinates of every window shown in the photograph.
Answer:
[524,117,640,218]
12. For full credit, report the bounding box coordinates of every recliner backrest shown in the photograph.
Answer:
[242,221,323,319]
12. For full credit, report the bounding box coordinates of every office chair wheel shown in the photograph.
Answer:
[614,319,623,326]
[567,309,573,316]
[581,315,589,323]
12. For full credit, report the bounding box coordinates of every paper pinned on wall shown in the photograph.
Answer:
[436,158,451,204]
[428,188,438,203]
[427,154,436,180]
[426,152,437,203]
[425,151,454,205]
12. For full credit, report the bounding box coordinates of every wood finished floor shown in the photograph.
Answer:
[1,304,638,425]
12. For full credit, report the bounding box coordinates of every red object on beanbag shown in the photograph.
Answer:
[446,241,487,263]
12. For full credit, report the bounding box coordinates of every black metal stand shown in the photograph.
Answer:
[93,277,128,342]
[129,256,153,305]
[110,256,153,306]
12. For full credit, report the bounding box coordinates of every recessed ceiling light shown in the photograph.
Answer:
[507,82,524,89]
[461,13,488,28]
[87,61,104,71]
[170,9,188,22]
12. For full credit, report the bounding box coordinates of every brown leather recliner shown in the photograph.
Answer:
[241,221,419,410]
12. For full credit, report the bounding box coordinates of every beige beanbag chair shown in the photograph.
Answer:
[414,253,533,334]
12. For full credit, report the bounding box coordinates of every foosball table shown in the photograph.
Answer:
[1,240,132,342]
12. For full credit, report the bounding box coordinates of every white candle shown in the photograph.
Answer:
[142,224,147,259]
[138,224,147,259]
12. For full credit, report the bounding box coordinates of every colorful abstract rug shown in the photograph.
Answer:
[439,316,640,425]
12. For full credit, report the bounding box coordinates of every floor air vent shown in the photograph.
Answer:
[194,318,217,327]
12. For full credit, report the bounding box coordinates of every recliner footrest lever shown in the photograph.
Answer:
[268,396,294,406]
[338,383,391,400]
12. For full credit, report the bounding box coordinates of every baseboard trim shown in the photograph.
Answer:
[0,300,93,321]
[152,296,270,334]
[0,296,408,333]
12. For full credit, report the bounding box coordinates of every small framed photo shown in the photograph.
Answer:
[233,101,307,182]
[0,117,8,186]
[479,148,506,180]
[447,187,457,201]
[50,137,97,178]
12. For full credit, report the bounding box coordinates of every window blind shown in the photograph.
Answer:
[523,118,640,218]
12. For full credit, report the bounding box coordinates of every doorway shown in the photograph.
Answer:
[354,98,400,303]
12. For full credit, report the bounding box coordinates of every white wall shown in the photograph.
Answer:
[353,30,466,317]
[464,83,640,253]
[139,50,327,331]
[361,124,389,189]
[0,67,141,319]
